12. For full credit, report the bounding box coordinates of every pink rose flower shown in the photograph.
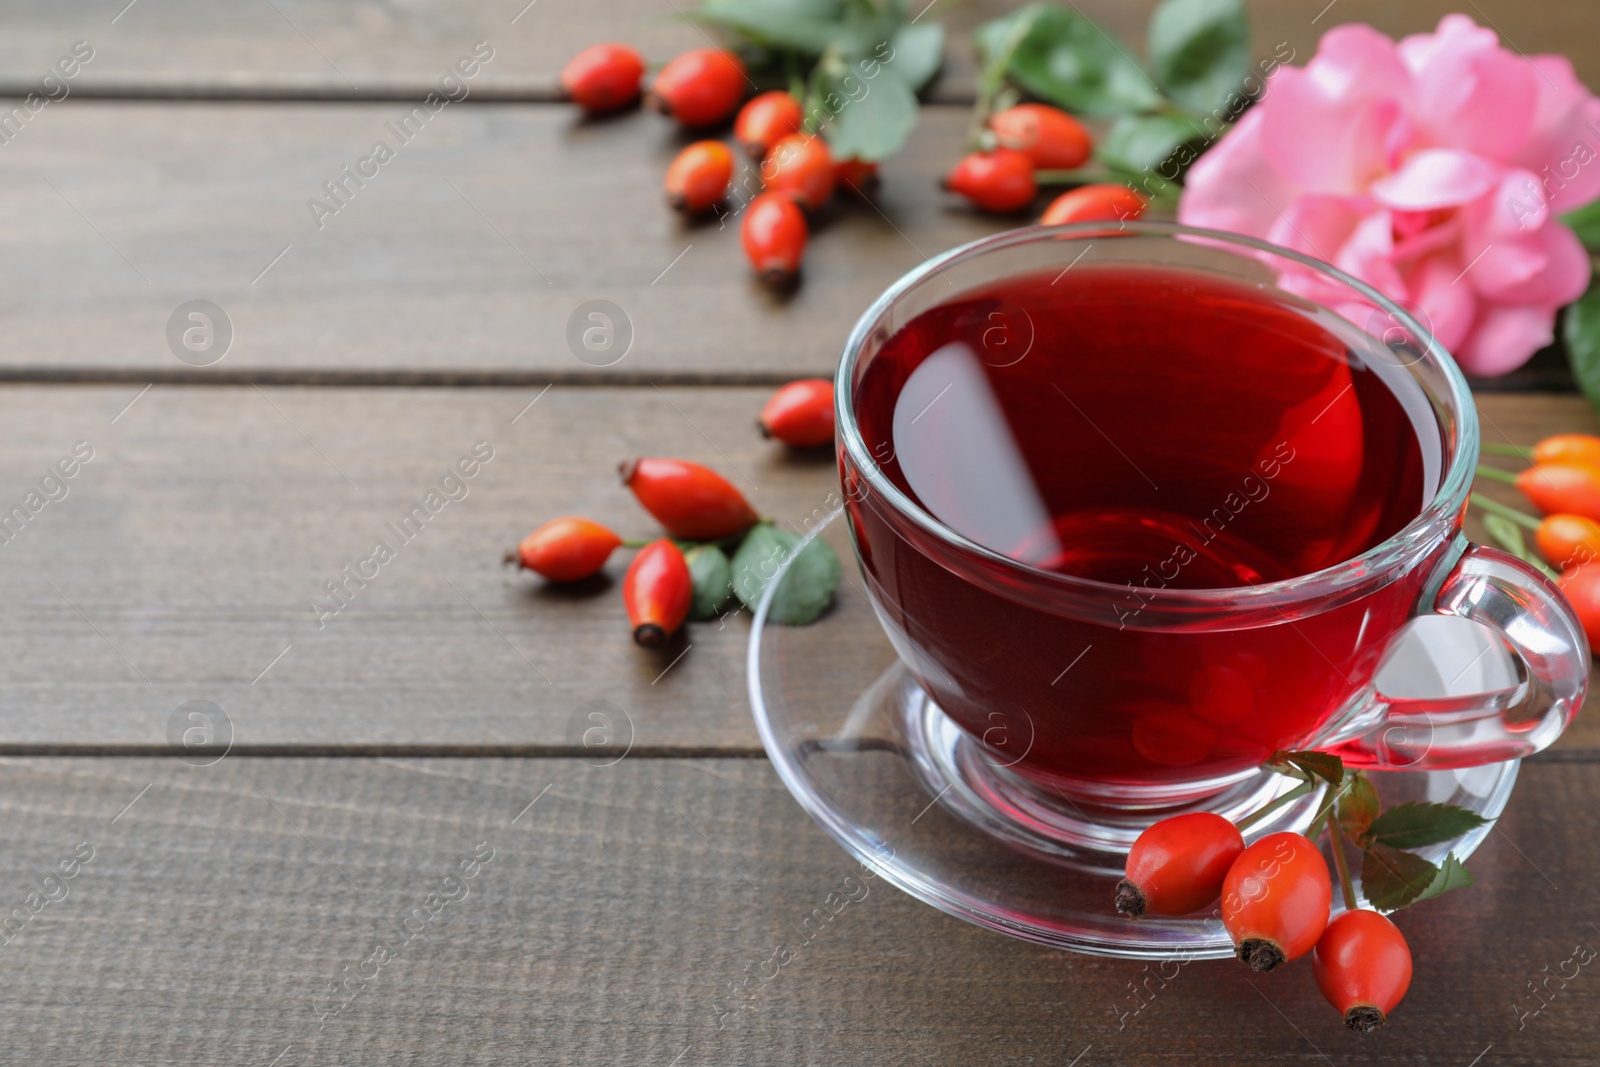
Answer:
[1178,15,1600,375]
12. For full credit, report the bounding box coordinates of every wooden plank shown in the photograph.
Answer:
[0,383,876,750]
[0,1,1594,105]
[0,92,1577,389]
[0,385,1597,756]
[0,102,1002,378]
[0,754,1591,1064]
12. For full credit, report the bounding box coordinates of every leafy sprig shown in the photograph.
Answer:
[972,0,1256,185]
[677,521,841,625]
[689,0,945,162]
[1269,751,1488,914]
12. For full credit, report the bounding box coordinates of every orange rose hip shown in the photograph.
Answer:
[619,457,758,541]
[741,192,807,288]
[664,140,734,214]
[508,517,623,582]
[759,379,835,448]
[624,539,692,647]
[560,43,645,114]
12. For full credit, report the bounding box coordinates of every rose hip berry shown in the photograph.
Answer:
[989,104,1092,169]
[759,379,835,448]
[1040,184,1148,226]
[664,140,734,215]
[761,134,836,210]
[833,157,879,194]
[1538,513,1600,571]
[560,43,645,114]
[1115,812,1245,917]
[619,457,758,541]
[1558,564,1600,647]
[1517,462,1600,521]
[1313,909,1413,1033]
[741,192,808,287]
[649,49,746,128]
[1221,832,1332,972]
[507,517,623,582]
[943,149,1037,213]
[623,539,692,648]
[735,91,803,158]
[1533,433,1600,469]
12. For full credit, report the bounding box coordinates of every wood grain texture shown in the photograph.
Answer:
[0,102,1004,378]
[0,385,1596,756]
[0,383,877,750]
[0,754,1591,1066]
[0,0,1594,104]
[0,92,1578,389]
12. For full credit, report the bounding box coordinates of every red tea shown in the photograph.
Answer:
[844,264,1446,798]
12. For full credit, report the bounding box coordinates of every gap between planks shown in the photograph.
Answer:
[0,86,978,105]
[0,368,826,388]
[0,744,769,758]
[0,746,1594,764]
[0,366,1576,394]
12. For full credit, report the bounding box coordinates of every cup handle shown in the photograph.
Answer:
[1318,543,1589,770]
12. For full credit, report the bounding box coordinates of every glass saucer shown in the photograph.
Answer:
[746,508,1519,959]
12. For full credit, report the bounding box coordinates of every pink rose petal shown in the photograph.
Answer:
[1476,222,1592,306]
[1259,25,1411,195]
[1334,209,1409,301]
[1181,15,1600,377]
[1408,26,1537,159]
[1370,149,1500,210]
[1406,253,1476,353]
[1397,14,1500,73]
[1455,303,1559,376]
[1513,57,1600,212]
[1463,168,1552,242]
[1262,193,1366,263]
[1176,110,1295,239]
[1262,74,1404,195]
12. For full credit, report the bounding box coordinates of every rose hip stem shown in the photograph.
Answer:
[1470,492,1539,528]
[1032,169,1120,184]
[1325,807,1358,912]
[1475,464,1518,484]
[1235,779,1318,832]
[1031,170,1179,204]
[1480,442,1535,459]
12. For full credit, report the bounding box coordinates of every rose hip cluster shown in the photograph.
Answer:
[507,380,835,646]
[561,43,878,289]
[1118,812,1410,1034]
[1109,740,1487,1038]
[943,103,1149,226]
[1474,433,1600,650]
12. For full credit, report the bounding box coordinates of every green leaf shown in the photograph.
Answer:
[1147,0,1251,115]
[1561,200,1600,251]
[1275,749,1343,788]
[1565,281,1600,414]
[730,524,842,625]
[1362,801,1490,851]
[692,0,849,56]
[1482,512,1529,558]
[881,22,945,91]
[976,3,1163,117]
[975,3,1042,90]
[1413,852,1475,903]
[1360,843,1441,912]
[1097,111,1210,173]
[1337,771,1380,840]
[818,64,919,162]
[1482,509,1561,580]
[684,544,734,621]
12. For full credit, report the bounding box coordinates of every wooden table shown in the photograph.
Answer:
[0,2,1595,1063]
